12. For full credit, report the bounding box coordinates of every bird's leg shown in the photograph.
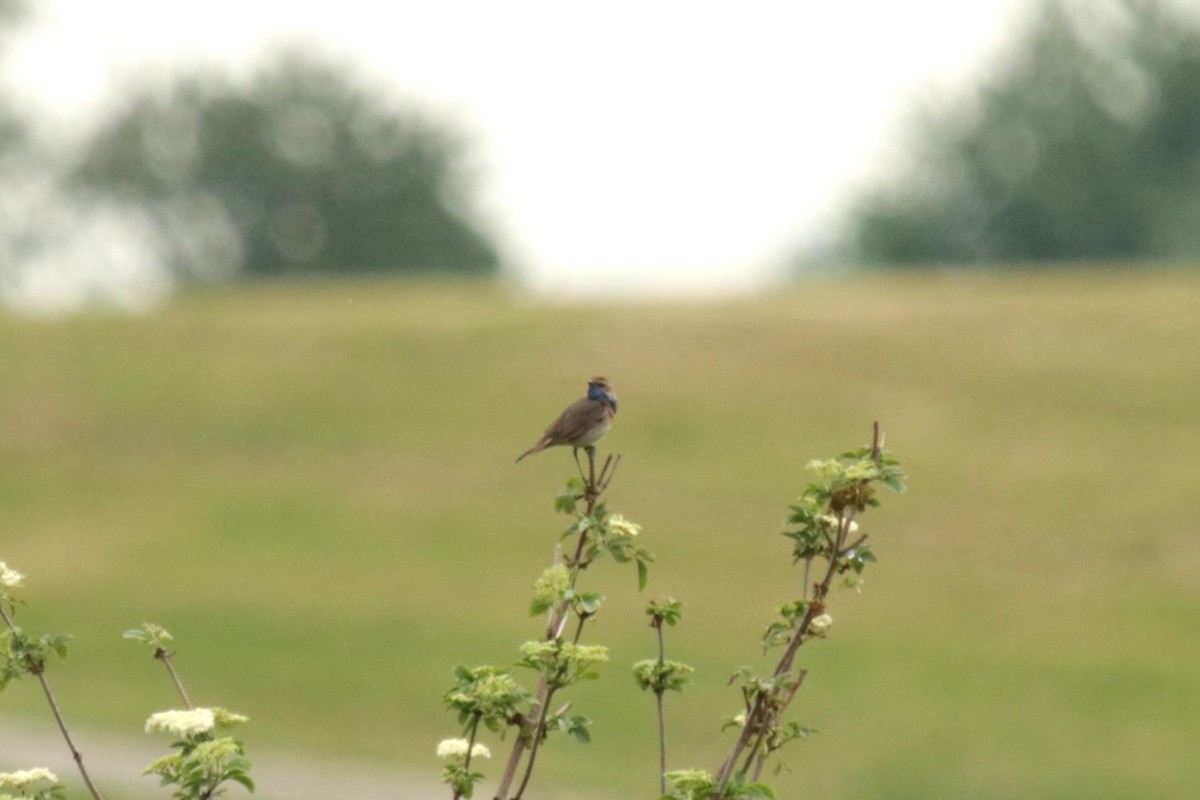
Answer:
[572,447,588,484]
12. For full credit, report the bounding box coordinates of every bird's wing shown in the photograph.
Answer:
[544,398,607,443]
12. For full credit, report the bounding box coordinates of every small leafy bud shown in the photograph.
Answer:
[804,458,844,480]
[632,658,694,693]
[123,622,174,649]
[442,666,529,732]
[723,711,748,730]
[646,597,684,627]
[560,642,609,665]
[663,768,717,799]
[808,613,833,638]
[519,640,608,686]
[843,459,880,481]
[555,478,585,514]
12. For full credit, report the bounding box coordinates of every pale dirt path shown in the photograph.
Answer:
[0,718,444,800]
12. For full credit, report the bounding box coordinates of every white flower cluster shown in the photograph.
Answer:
[145,707,249,739]
[664,768,716,799]
[0,562,24,588]
[0,768,57,790]
[817,514,859,534]
[145,708,216,738]
[532,563,571,607]
[606,514,641,538]
[436,738,491,761]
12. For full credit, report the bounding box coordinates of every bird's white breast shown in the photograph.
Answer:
[576,416,612,446]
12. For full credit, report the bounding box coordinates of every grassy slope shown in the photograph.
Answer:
[1,270,1198,799]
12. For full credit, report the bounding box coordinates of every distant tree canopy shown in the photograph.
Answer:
[75,51,501,278]
[843,0,1200,266]
[0,0,27,149]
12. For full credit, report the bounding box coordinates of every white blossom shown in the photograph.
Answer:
[606,514,642,538]
[808,613,834,636]
[0,562,24,588]
[0,768,58,789]
[145,708,216,738]
[437,738,490,761]
[817,514,858,534]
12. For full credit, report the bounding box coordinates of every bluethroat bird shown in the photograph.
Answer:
[516,376,618,463]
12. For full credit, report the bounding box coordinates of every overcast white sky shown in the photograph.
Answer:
[7,0,1036,299]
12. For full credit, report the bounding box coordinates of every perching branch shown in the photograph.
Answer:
[494,449,620,800]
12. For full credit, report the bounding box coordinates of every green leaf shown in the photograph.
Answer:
[636,559,649,591]
[646,597,684,627]
[555,478,585,514]
[558,713,592,744]
[229,773,255,791]
[36,633,72,661]
[573,592,604,614]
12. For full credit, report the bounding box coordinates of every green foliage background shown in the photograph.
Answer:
[1,271,1198,798]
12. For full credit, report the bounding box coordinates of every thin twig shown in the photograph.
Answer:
[34,662,106,800]
[513,681,559,799]
[156,648,194,709]
[453,713,483,800]
[494,701,534,800]
[653,618,668,795]
[597,454,620,492]
[571,613,590,645]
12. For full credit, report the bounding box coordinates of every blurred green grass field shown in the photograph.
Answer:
[2,270,1198,799]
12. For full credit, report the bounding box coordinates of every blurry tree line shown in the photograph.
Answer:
[74,55,500,278]
[0,1,498,305]
[840,0,1200,267]
[0,0,28,168]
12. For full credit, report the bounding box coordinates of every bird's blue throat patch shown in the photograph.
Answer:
[588,383,617,411]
